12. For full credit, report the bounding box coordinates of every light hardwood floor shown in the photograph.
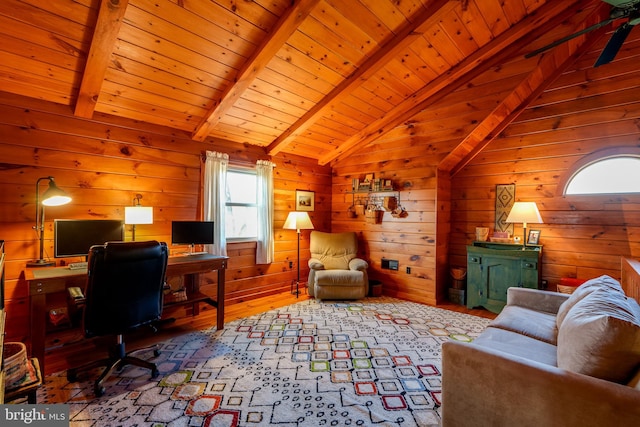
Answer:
[44,292,496,376]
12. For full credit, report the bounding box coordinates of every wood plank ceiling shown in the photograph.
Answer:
[0,0,617,166]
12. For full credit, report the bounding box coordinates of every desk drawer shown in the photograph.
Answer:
[30,279,66,295]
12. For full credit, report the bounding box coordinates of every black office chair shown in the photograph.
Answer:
[66,240,169,397]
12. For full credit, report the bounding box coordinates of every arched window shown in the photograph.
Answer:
[564,154,640,195]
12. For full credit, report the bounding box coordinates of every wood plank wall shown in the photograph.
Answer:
[332,33,640,305]
[0,91,331,343]
[448,41,640,288]
[332,139,443,305]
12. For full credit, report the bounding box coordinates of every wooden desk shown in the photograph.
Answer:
[25,254,228,374]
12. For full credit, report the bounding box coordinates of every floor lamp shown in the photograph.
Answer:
[27,176,72,267]
[506,201,543,249]
[283,211,314,297]
[124,194,153,241]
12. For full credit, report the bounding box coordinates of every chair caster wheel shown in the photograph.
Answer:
[94,385,105,397]
[153,349,160,357]
[151,368,159,378]
[67,371,77,383]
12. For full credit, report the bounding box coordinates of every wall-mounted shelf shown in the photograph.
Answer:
[350,189,401,209]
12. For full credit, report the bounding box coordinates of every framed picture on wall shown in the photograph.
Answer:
[527,229,541,245]
[295,190,315,211]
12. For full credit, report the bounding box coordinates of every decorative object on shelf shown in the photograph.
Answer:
[506,201,543,250]
[475,227,489,242]
[383,196,397,212]
[382,179,393,191]
[28,176,72,268]
[495,184,515,237]
[391,206,408,218]
[489,231,511,243]
[295,190,314,211]
[365,205,384,224]
[124,194,153,241]
[527,229,541,245]
[283,211,314,297]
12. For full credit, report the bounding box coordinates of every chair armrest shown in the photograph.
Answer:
[442,341,640,426]
[308,258,325,270]
[506,287,568,314]
[349,258,368,271]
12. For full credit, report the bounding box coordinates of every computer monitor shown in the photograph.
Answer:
[54,219,124,258]
[171,221,214,253]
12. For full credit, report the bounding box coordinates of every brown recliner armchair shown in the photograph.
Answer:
[307,231,368,300]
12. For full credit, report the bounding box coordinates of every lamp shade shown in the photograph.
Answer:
[283,211,314,232]
[41,179,71,206]
[125,206,154,225]
[506,202,543,225]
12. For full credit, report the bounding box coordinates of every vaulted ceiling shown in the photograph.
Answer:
[0,0,625,167]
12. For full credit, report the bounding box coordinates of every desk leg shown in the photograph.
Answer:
[217,268,225,330]
[30,293,46,375]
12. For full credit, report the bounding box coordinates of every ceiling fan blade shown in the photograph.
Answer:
[594,22,634,66]
[525,17,616,59]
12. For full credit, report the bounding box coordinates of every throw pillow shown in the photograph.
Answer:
[557,288,640,383]
[556,275,624,328]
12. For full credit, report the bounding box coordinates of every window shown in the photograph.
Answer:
[565,155,640,195]
[225,169,258,240]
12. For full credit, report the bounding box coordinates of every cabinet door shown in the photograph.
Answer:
[467,244,541,313]
[484,255,521,312]
[466,253,484,309]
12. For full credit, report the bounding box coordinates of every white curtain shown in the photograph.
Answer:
[256,159,275,264]
[204,151,228,256]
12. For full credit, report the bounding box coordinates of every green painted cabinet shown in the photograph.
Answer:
[466,242,542,313]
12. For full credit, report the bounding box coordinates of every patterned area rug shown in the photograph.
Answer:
[39,297,491,426]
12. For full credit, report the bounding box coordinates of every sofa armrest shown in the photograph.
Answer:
[442,340,640,427]
[506,287,569,314]
[308,258,325,270]
[349,258,368,271]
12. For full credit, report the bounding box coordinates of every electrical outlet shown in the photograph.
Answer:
[289,261,293,269]
[406,266,411,274]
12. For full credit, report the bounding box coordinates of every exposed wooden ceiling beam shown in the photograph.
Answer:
[320,0,598,166]
[442,3,609,177]
[74,0,128,118]
[266,0,456,157]
[191,0,321,142]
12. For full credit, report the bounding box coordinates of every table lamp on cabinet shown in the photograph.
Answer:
[506,201,543,249]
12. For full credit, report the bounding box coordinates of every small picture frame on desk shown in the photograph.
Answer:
[527,229,541,245]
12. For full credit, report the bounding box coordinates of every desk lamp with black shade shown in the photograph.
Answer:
[283,211,314,297]
[27,176,72,267]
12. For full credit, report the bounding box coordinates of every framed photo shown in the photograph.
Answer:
[295,190,315,211]
[527,229,541,245]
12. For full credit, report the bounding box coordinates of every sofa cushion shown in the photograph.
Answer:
[472,326,558,366]
[489,305,558,345]
[557,288,640,383]
[556,275,624,328]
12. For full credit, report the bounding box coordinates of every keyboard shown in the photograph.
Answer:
[68,262,88,270]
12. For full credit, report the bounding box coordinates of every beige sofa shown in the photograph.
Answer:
[442,275,640,426]
[307,231,368,300]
